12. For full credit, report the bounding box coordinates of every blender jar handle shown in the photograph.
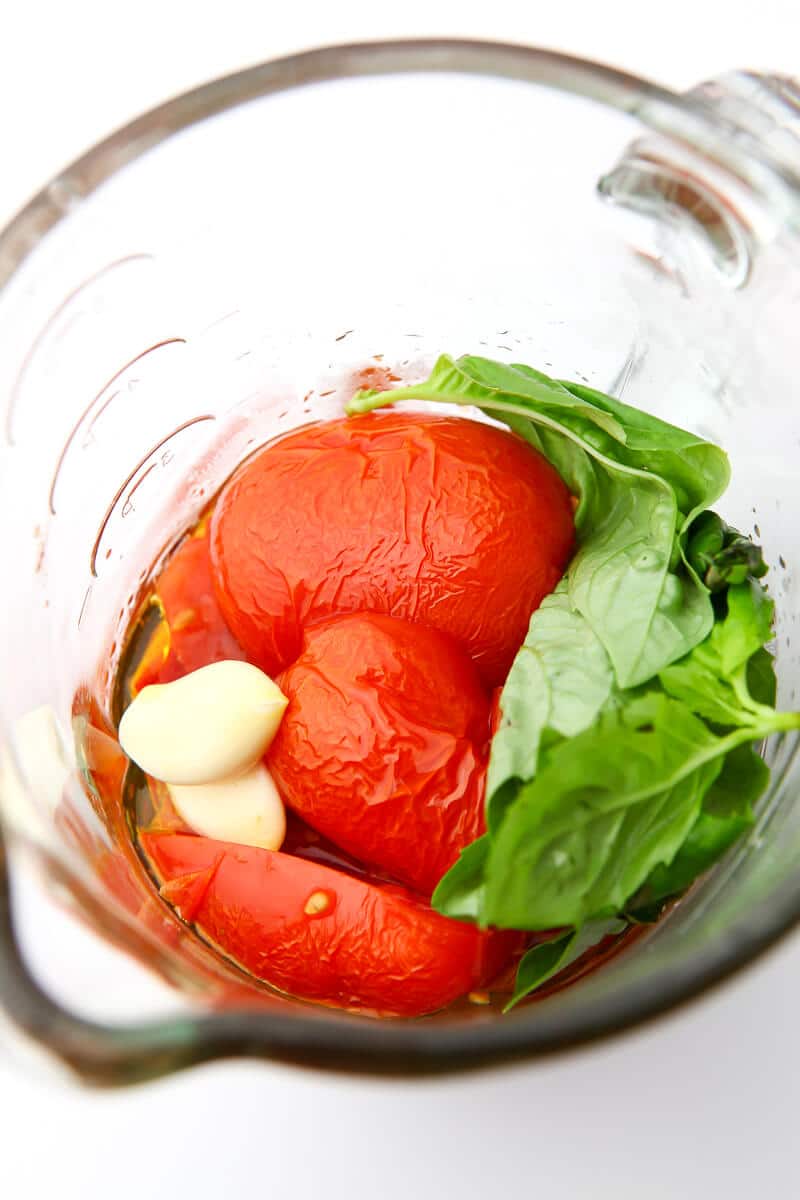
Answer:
[598,71,800,288]
[687,71,800,178]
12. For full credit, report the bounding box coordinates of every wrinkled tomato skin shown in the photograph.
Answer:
[141,832,513,1016]
[133,529,246,692]
[489,687,504,738]
[210,412,574,685]
[268,613,490,895]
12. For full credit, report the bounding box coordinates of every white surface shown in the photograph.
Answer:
[2,2,799,1197]
[4,934,800,1199]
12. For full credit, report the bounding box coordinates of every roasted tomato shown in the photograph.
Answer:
[210,412,574,685]
[489,687,504,738]
[141,831,513,1016]
[131,526,245,693]
[268,613,489,895]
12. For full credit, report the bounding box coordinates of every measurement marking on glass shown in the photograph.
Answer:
[48,338,187,514]
[5,253,156,445]
[89,415,216,577]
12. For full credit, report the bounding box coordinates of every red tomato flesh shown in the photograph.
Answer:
[268,612,490,895]
[124,410,578,1014]
[141,831,513,1016]
[210,412,574,685]
[132,527,245,693]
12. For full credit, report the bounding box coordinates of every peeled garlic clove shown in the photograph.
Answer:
[119,660,287,785]
[168,763,286,851]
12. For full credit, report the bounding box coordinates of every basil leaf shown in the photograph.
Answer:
[499,416,695,687]
[686,511,767,592]
[565,466,711,688]
[658,581,775,724]
[747,647,778,708]
[558,381,731,522]
[704,739,770,818]
[626,741,765,913]
[659,642,752,727]
[366,353,630,442]
[501,417,603,533]
[711,580,774,677]
[486,582,615,815]
[704,538,768,590]
[482,694,740,929]
[507,415,715,689]
[504,917,628,1010]
[430,835,488,922]
[686,511,726,579]
[504,930,575,1010]
[625,809,749,915]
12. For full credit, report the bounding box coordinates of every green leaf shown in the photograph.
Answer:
[659,642,752,727]
[558,381,731,523]
[658,581,776,725]
[350,354,629,441]
[482,694,742,929]
[703,739,770,817]
[685,511,726,580]
[711,581,774,677]
[686,511,767,592]
[504,918,627,1010]
[486,582,615,816]
[747,647,778,708]
[504,417,715,689]
[626,741,766,913]
[430,835,488,922]
[504,930,575,1010]
[584,752,722,916]
[501,417,602,533]
[565,467,712,688]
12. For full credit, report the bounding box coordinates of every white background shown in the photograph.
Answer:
[2,3,799,1197]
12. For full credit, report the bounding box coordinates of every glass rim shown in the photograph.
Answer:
[2,38,800,1085]
[1,38,799,290]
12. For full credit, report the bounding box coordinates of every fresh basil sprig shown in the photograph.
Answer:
[347,355,797,1004]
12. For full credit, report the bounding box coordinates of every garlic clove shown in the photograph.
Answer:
[168,762,286,851]
[118,659,287,785]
